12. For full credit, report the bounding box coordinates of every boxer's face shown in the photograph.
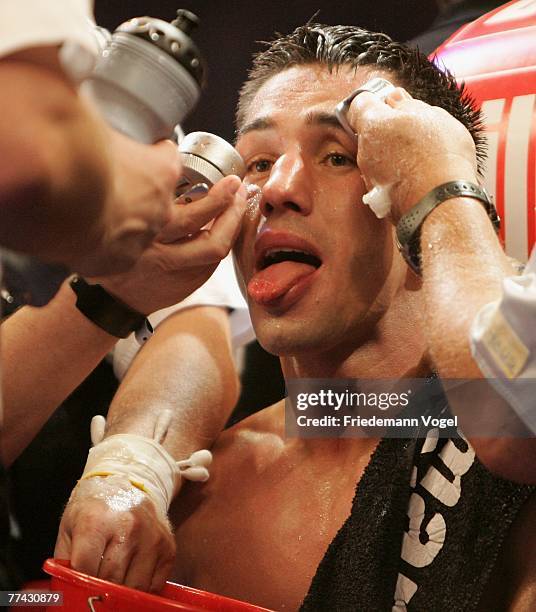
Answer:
[234,63,404,356]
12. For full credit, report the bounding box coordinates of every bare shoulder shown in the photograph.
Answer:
[172,400,287,524]
[170,399,289,560]
[210,399,287,469]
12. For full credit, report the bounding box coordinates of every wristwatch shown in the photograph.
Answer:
[69,275,153,343]
[396,180,501,274]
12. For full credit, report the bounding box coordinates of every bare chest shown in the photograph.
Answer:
[171,441,373,611]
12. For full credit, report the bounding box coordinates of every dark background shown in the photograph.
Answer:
[94,1,438,142]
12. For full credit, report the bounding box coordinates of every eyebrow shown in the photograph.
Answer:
[237,117,275,137]
[305,110,344,130]
[237,110,345,138]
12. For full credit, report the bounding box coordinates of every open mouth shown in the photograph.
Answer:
[249,245,323,306]
[258,248,322,271]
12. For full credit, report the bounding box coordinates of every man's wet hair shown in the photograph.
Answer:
[237,23,486,172]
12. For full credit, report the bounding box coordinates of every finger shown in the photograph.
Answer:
[209,181,247,247]
[123,550,158,592]
[153,139,183,186]
[347,90,400,140]
[175,174,241,231]
[122,515,175,592]
[154,138,180,154]
[163,181,246,265]
[384,86,413,108]
[157,175,242,243]
[171,184,234,235]
[67,519,109,578]
[98,537,136,585]
[149,555,175,594]
[54,528,72,563]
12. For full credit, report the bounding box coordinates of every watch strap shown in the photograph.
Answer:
[70,275,151,339]
[396,180,500,274]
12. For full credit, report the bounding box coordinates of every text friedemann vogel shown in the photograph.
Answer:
[296,414,458,429]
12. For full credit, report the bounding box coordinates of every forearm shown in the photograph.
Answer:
[1,279,117,465]
[420,199,535,482]
[420,198,513,377]
[104,305,240,465]
[0,48,112,267]
[348,83,536,479]
[53,306,238,592]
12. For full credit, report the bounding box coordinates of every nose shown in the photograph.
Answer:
[260,152,312,217]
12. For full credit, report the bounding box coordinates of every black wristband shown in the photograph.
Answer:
[69,275,152,340]
[396,180,500,274]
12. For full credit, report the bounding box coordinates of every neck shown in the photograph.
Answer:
[280,282,430,381]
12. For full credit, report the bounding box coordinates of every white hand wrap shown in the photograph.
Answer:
[81,414,212,515]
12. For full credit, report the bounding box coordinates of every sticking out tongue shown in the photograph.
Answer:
[248,261,317,305]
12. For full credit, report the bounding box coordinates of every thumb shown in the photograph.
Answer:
[54,528,72,561]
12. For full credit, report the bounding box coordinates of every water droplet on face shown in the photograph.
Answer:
[246,183,263,220]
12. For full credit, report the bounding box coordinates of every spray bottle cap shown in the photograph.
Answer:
[116,10,206,87]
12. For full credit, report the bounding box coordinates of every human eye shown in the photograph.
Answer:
[246,157,274,176]
[322,151,356,168]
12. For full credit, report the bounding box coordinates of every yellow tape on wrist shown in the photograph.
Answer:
[80,471,152,497]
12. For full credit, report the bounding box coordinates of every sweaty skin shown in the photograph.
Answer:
[170,64,535,610]
[172,403,378,610]
[172,404,535,611]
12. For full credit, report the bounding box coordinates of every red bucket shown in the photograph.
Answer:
[43,559,272,611]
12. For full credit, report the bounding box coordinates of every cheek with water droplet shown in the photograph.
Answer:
[246,183,263,220]
[245,184,268,235]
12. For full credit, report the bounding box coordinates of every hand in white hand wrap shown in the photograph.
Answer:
[83,412,212,516]
[55,410,212,592]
